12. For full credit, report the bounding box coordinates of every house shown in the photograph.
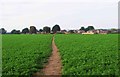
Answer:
[98,29,109,34]
[61,30,68,34]
[110,29,119,34]
[78,30,85,34]
[74,30,78,33]
[82,30,97,34]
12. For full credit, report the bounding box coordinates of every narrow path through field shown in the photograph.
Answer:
[42,36,62,75]
[33,36,62,77]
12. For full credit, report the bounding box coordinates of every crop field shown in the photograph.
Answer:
[2,34,53,76]
[2,34,119,76]
[55,34,119,75]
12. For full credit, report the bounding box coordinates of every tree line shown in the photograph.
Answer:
[0,24,61,34]
[0,24,96,34]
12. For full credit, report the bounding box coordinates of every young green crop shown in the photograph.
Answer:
[55,34,119,75]
[2,34,53,76]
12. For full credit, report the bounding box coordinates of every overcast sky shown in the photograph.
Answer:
[0,0,119,32]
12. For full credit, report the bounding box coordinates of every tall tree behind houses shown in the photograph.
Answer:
[0,28,7,34]
[11,29,20,34]
[52,24,61,33]
[80,27,85,31]
[29,26,37,34]
[22,28,29,34]
[43,26,51,33]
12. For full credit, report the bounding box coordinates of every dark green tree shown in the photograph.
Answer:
[29,26,37,34]
[87,26,95,30]
[22,28,29,34]
[52,24,61,33]
[0,28,7,34]
[43,26,51,33]
[84,26,95,32]
[80,27,85,31]
[11,29,20,34]
[39,29,43,32]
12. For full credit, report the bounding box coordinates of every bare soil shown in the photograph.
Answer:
[32,37,62,77]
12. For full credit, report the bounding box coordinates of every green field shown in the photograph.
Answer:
[55,34,119,75]
[2,34,53,76]
[2,34,119,76]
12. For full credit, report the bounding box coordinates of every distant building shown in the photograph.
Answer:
[82,30,97,34]
[81,29,109,34]
[78,30,85,34]
[61,30,68,34]
[98,29,109,34]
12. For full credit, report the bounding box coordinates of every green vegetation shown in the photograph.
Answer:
[2,34,119,76]
[0,34,2,77]
[2,34,53,76]
[55,34,119,75]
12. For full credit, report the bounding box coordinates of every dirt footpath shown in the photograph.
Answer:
[33,37,62,77]
[42,37,62,75]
